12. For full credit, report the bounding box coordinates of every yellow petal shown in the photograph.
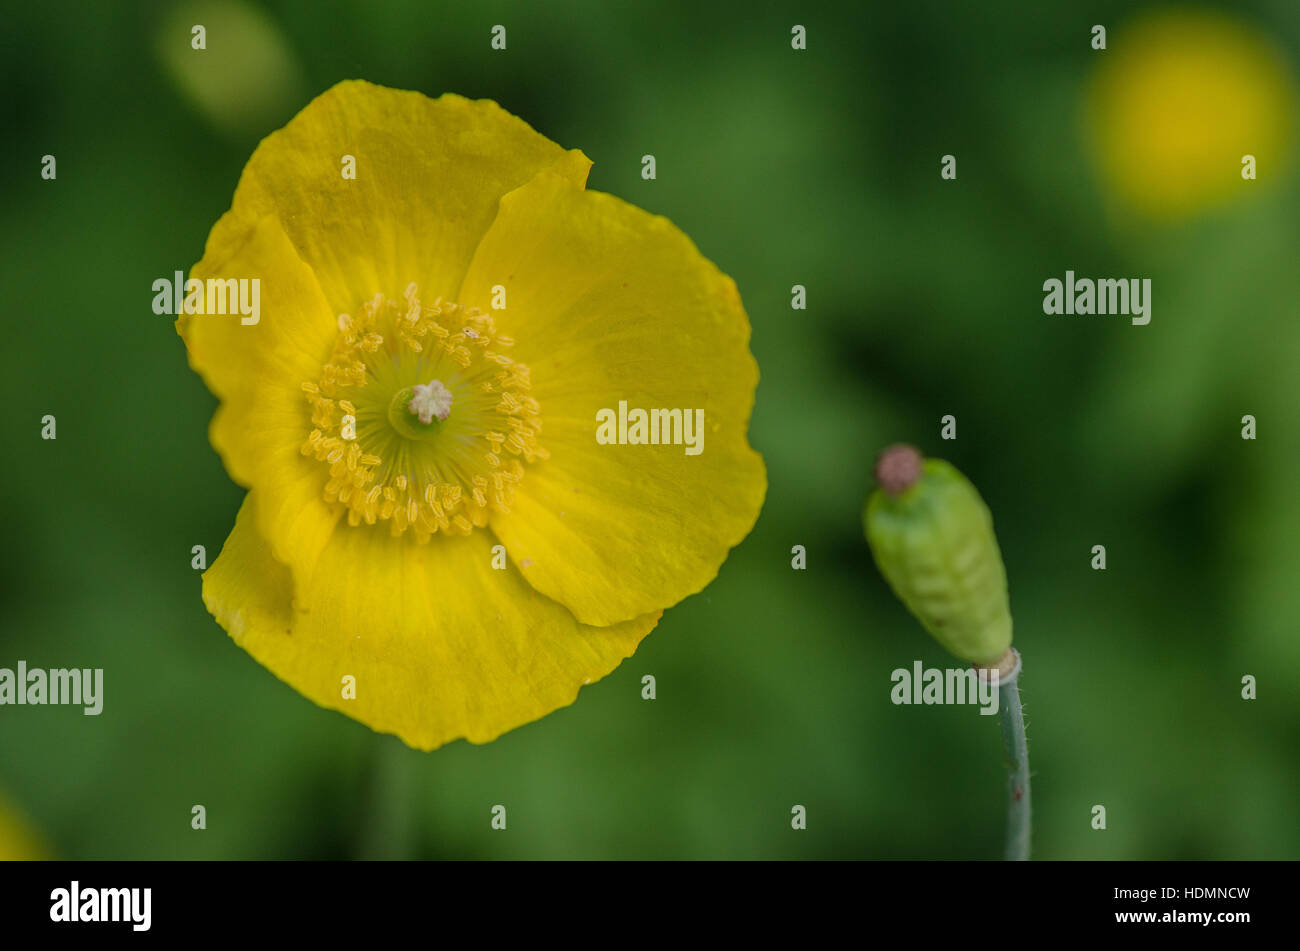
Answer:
[203,496,659,751]
[213,79,591,315]
[179,215,340,590]
[457,172,766,626]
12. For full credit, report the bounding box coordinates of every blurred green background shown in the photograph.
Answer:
[2,0,1297,860]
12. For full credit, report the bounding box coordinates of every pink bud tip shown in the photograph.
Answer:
[875,444,924,496]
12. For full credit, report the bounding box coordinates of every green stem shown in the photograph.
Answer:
[997,649,1031,861]
[358,735,414,860]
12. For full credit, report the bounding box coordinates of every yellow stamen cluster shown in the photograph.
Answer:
[299,283,546,540]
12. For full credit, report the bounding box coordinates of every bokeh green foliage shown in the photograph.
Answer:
[1,0,1296,859]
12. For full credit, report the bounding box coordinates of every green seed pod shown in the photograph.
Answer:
[863,445,1012,666]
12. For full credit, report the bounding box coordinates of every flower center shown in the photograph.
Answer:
[406,380,453,425]
[299,283,546,539]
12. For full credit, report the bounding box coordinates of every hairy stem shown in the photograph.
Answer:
[997,649,1031,861]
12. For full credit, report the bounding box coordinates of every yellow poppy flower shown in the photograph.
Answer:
[1085,8,1297,220]
[0,793,47,860]
[177,80,765,751]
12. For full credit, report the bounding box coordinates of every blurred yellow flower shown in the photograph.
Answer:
[1086,8,1297,220]
[177,81,765,751]
[0,793,47,861]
